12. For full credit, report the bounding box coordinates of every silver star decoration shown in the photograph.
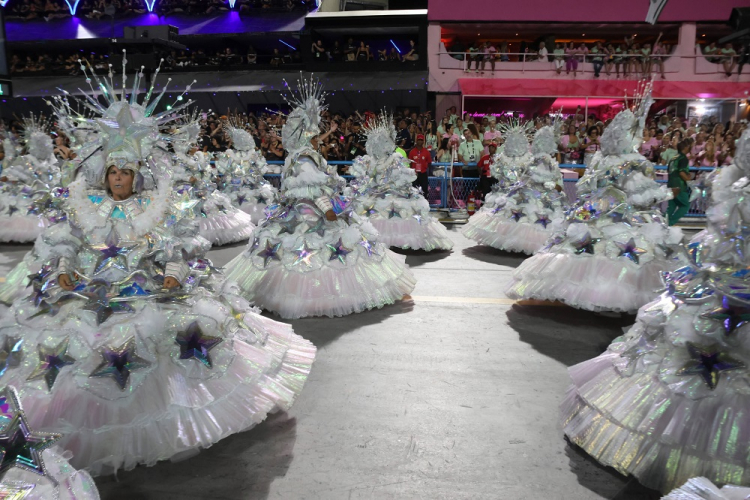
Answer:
[6,206,18,217]
[26,337,76,391]
[358,236,378,257]
[90,230,139,275]
[327,238,352,264]
[89,336,151,390]
[616,238,647,264]
[572,232,601,255]
[360,204,377,216]
[81,285,134,326]
[305,218,327,237]
[236,195,247,206]
[292,241,316,267]
[700,295,750,336]
[257,241,282,267]
[96,103,152,159]
[172,191,201,219]
[0,387,61,476]
[388,205,401,219]
[277,216,302,236]
[412,214,423,225]
[0,336,23,378]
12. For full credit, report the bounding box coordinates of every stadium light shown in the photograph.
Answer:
[64,0,81,14]
[145,0,157,11]
[279,39,296,51]
[390,40,401,53]
[0,1,9,7]
[229,0,237,7]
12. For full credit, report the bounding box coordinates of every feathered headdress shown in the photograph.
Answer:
[601,79,654,156]
[223,115,256,152]
[498,118,534,157]
[46,52,196,188]
[280,75,326,153]
[363,111,396,159]
[21,113,54,161]
[532,110,562,156]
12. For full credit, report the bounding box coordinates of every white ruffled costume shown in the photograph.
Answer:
[0,386,100,499]
[463,124,567,254]
[663,477,750,500]
[0,116,61,243]
[171,119,255,246]
[346,115,452,251]
[562,129,750,492]
[506,88,683,313]
[223,80,416,319]
[0,160,315,475]
[214,122,278,224]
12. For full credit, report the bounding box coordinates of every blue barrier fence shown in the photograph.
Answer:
[263,160,710,218]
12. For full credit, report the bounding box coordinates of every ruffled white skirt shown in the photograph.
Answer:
[462,210,556,255]
[200,209,255,246]
[506,252,667,312]
[370,217,453,251]
[0,214,45,243]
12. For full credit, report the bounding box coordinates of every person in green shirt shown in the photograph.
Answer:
[720,43,737,76]
[553,43,565,74]
[666,139,692,226]
[659,132,679,166]
[395,146,407,158]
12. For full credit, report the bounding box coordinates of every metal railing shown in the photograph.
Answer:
[438,50,742,77]
[262,160,711,218]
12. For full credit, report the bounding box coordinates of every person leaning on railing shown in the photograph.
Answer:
[408,134,431,197]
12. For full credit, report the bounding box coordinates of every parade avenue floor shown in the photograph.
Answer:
[0,228,668,500]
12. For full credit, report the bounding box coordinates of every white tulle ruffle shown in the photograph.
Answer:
[224,248,416,319]
[369,217,453,251]
[0,214,45,243]
[662,477,750,499]
[506,252,666,312]
[462,210,558,255]
[562,352,750,492]
[199,209,254,246]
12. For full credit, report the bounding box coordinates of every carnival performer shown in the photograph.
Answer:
[214,118,279,224]
[462,122,567,254]
[561,129,750,492]
[0,147,315,475]
[0,115,62,243]
[170,113,255,245]
[0,386,101,499]
[0,60,316,475]
[346,113,453,251]
[223,79,416,319]
[506,83,683,312]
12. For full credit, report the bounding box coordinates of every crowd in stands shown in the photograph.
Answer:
[0,105,745,180]
[3,0,313,20]
[311,38,419,63]
[448,36,749,78]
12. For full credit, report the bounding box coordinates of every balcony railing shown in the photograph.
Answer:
[437,47,745,79]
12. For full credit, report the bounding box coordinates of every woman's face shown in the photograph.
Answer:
[568,124,577,134]
[106,166,134,200]
[589,129,598,139]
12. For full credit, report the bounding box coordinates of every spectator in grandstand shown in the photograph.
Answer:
[695,140,718,167]
[720,43,737,77]
[435,137,455,164]
[354,42,369,62]
[346,122,366,160]
[536,41,548,62]
[639,127,659,161]
[482,119,502,155]
[720,132,736,165]
[559,123,582,164]
[581,126,601,165]
[498,42,510,62]
[565,42,578,76]
[423,121,438,157]
[553,43,565,74]
[408,134,431,196]
[344,38,357,62]
[480,41,496,73]
[396,120,413,150]
[703,41,719,63]
[311,39,326,61]
[590,41,604,77]
[477,140,498,198]
[457,127,483,167]
[403,39,419,62]
[652,38,667,79]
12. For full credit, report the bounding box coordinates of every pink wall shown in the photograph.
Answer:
[427,0,745,23]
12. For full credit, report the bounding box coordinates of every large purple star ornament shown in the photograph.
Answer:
[89,337,151,390]
[327,238,352,264]
[26,337,76,391]
[175,321,223,368]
